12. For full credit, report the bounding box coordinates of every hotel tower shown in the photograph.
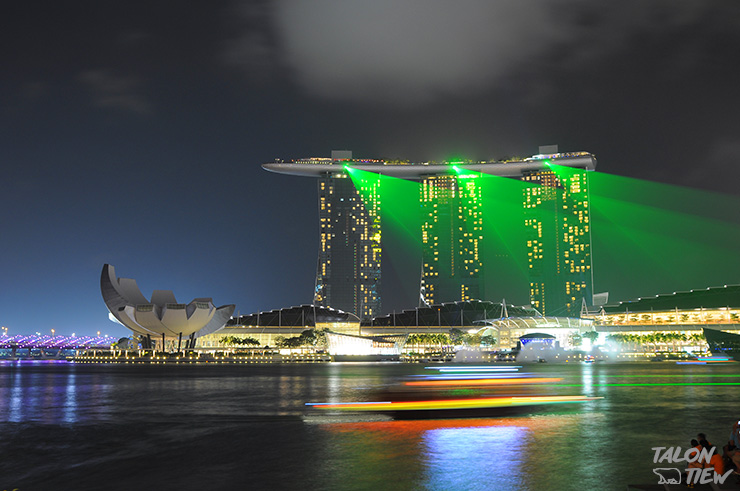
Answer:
[263,148,596,318]
[315,157,382,319]
[420,174,483,306]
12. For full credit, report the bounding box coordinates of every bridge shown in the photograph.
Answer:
[0,334,114,358]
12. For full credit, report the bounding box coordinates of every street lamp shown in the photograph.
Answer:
[51,328,55,337]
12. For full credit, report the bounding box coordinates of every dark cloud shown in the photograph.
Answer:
[222,1,282,83]
[220,0,737,106]
[271,0,567,104]
[684,138,740,194]
[78,69,151,114]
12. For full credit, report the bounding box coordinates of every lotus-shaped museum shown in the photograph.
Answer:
[101,264,235,347]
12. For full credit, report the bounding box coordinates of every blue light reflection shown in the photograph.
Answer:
[422,425,527,489]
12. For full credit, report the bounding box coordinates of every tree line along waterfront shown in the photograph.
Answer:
[604,332,707,350]
[212,329,708,355]
[216,330,497,350]
[214,330,698,351]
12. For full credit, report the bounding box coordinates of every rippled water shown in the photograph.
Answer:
[1,361,738,490]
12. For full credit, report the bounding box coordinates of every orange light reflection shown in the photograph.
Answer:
[320,414,570,436]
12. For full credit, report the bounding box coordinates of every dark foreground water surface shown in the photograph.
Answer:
[1,361,738,490]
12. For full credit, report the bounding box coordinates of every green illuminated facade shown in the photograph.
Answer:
[522,168,593,316]
[315,171,382,319]
[264,150,596,318]
[421,174,484,305]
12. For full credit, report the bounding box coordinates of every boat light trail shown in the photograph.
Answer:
[409,374,541,380]
[404,377,561,387]
[306,395,600,412]
[428,366,521,373]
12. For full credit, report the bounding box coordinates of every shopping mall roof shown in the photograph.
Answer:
[228,304,360,327]
[365,300,540,327]
[602,285,740,313]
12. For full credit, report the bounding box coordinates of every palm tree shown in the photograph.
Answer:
[220,335,237,347]
[582,331,599,343]
[449,328,464,345]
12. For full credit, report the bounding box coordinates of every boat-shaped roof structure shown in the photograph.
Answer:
[263,152,596,179]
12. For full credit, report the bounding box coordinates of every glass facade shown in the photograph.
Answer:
[420,174,484,305]
[522,169,593,316]
[315,173,381,319]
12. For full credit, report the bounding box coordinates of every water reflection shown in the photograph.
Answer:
[64,371,77,424]
[9,366,23,422]
[422,425,526,489]
[318,417,572,490]
[0,361,111,424]
[3,361,740,490]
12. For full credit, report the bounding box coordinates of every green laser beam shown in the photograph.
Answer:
[592,374,740,378]
[343,160,740,311]
[552,382,740,387]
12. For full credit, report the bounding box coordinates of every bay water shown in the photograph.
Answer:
[1,361,738,490]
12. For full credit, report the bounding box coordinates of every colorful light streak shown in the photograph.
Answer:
[429,366,521,372]
[404,377,561,387]
[411,374,535,380]
[675,356,733,365]
[306,395,600,412]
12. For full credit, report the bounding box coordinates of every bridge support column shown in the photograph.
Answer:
[177,332,182,353]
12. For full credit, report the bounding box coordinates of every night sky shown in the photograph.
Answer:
[2,1,739,337]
